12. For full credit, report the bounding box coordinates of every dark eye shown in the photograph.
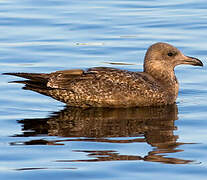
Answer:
[168,52,173,57]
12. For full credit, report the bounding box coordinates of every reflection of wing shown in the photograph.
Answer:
[13,105,194,164]
[16,105,178,141]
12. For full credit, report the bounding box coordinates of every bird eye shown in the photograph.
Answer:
[168,52,173,57]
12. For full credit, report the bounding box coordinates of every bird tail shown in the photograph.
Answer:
[2,72,50,83]
[3,72,55,99]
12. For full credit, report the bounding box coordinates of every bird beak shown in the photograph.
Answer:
[181,55,203,66]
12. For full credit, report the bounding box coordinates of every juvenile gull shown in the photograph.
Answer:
[4,42,203,107]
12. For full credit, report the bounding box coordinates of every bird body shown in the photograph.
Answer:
[4,42,203,107]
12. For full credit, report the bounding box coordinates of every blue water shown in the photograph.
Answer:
[1,0,207,179]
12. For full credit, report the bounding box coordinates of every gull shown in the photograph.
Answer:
[4,42,203,107]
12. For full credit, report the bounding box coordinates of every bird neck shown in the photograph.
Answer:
[144,65,179,102]
[144,64,178,87]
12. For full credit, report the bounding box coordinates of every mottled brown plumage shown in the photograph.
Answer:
[3,42,203,107]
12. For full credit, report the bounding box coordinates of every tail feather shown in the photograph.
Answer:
[3,72,55,100]
[3,72,50,83]
[9,79,52,97]
[9,80,48,89]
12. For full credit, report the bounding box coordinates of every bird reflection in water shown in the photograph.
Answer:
[12,104,194,164]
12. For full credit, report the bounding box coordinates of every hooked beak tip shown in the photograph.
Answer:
[185,56,203,67]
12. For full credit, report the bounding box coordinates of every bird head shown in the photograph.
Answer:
[144,42,203,71]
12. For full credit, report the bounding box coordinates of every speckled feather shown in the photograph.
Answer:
[4,42,203,107]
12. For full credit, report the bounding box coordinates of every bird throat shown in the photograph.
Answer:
[144,65,178,88]
[145,66,179,102]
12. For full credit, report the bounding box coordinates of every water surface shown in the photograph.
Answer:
[1,0,207,179]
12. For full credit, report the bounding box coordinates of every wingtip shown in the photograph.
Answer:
[2,72,17,76]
